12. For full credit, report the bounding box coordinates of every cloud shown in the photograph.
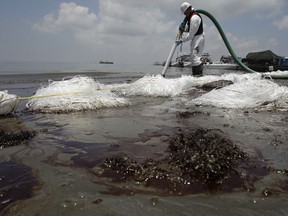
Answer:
[30,0,286,63]
[32,1,176,46]
[32,1,285,40]
[204,24,259,60]
[32,2,97,33]
[266,38,278,47]
[195,0,284,19]
[98,0,174,36]
[273,15,288,29]
[31,1,179,63]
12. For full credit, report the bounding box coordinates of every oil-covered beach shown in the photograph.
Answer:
[1,62,288,215]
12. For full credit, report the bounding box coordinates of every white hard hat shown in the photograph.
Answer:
[180,2,191,14]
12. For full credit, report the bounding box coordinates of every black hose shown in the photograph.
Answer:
[195,9,288,79]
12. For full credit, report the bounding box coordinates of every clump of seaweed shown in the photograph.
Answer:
[168,128,246,182]
[0,130,37,148]
[100,128,260,195]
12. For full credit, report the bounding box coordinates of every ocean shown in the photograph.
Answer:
[1,61,288,215]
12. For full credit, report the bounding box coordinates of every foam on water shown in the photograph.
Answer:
[25,73,288,112]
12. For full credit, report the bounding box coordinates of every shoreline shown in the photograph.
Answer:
[1,68,288,215]
[0,71,119,78]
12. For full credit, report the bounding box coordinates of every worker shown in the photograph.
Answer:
[176,2,205,76]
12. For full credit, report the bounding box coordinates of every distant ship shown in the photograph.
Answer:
[99,60,114,64]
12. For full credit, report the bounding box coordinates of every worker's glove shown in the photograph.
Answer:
[175,39,183,46]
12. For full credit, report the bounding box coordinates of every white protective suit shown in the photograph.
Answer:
[182,13,205,67]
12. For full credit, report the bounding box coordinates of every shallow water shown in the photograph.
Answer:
[1,64,288,215]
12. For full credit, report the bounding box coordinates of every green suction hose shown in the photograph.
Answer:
[195,9,288,79]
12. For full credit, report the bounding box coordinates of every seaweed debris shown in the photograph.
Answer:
[100,128,268,195]
[0,130,36,148]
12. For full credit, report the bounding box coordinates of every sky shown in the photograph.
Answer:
[0,0,288,64]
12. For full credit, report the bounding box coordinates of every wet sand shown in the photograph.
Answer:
[1,71,288,215]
